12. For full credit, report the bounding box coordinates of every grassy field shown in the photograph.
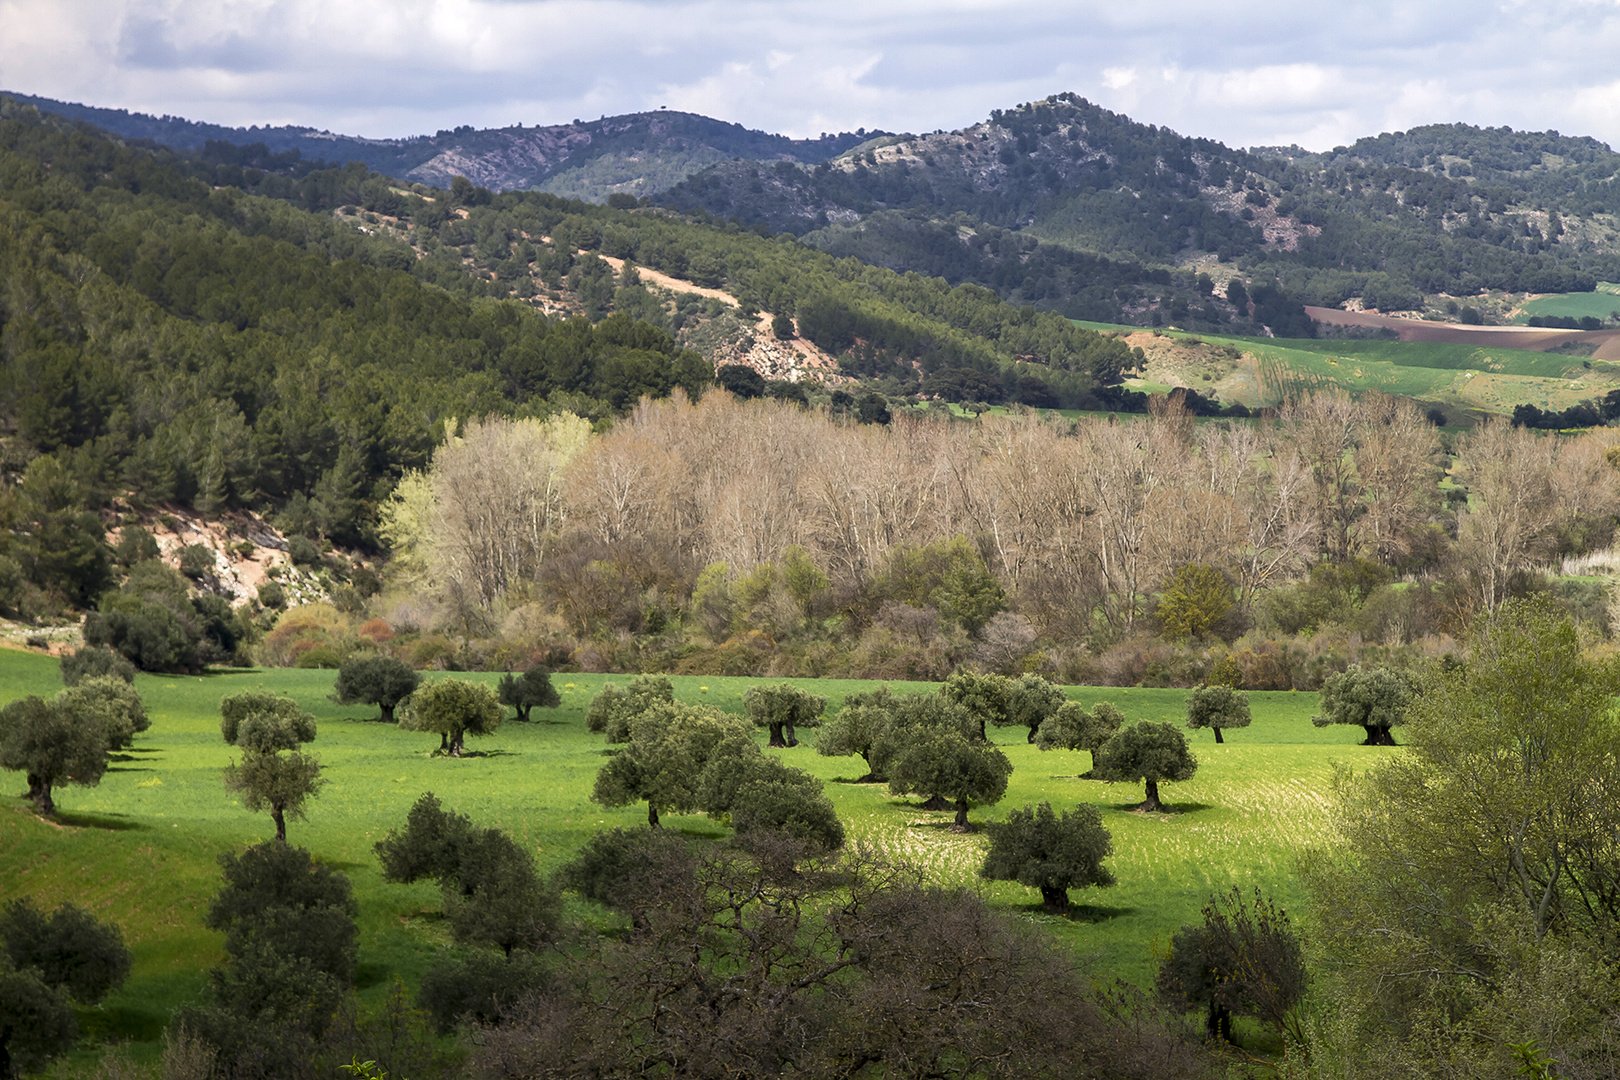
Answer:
[0,650,1386,1068]
[1514,283,1620,324]
[1075,320,1612,414]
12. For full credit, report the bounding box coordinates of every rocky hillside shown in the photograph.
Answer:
[658,95,1620,317]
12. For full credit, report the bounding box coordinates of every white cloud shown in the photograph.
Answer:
[0,0,1619,150]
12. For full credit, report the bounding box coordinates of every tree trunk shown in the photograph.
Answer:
[767,722,787,748]
[1362,725,1397,746]
[1139,779,1164,813]
[1039,885,1070,911]
[785,723,798,748]
[647,803,660,828]
[919,794,951,811]
[1213,727,1224,744]
[1207,1003,1232,1043]
[1027,726,1038,743]
[439,732,450,753]
[953,798,970,829]
[380,703,395,724]
[519,704,532,722]
[450,729,464,757]
[28,774,53,815]
[272,805,287,844]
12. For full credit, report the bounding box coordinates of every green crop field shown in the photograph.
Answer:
[0,650,1386,1069]
[1514,284,1620,324]
[1075,319,1609,414]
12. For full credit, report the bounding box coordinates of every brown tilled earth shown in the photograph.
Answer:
[1305,306,1620,359]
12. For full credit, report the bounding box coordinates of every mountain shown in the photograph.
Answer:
[0,92,874,201]
[656,95,1620,319]
[13,89,1620,336]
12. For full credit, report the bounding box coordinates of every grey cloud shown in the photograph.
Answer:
[3,0,1620,150]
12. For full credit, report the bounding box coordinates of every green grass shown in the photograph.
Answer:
[0,651,1382,1066]
[1514,285,1620,324]
[1075,319,1606,413]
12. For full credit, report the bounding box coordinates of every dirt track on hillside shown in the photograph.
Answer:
[1305,306,1620,359]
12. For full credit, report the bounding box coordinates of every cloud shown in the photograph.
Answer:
[0,0,1619,150]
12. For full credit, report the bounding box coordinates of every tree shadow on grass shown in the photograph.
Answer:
[106,765,157,773]
[1107,801,1216,816]
[355,962,394,990]
[80,1001,168,1043]
[1060,902,1137,924]
[52,809,144,831]
[830,775,883,784]
[458,749,517,759]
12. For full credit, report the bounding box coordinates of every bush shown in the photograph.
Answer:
[178,544,215,580]
[59,646,136,687]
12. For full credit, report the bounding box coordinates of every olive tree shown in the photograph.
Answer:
[1035,701,1124,771]
[980,802,1115,911]
[1312,664,1410,745]
[1092,721,1198,813]
[1184,684,1251,744]
[497,664,561,722]
[1001,674,1068,743]
[333,654,420,723]
[220,691,322,844]
[887,726,1012,830]
[58,676,148,750]
[940,669,1010,738]
[0,696,110,815]
[59,645,135,687]
[586,674,675,742]
[592,703,757,827]
[374,792,560,955]
[744,682,827,747]
[817,690,977,787]
[815,688,898,782]
[400,679,502,756]
[0,899,130,1078]
[697,754,845,850]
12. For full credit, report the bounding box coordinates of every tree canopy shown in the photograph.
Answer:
[1303,599,1620,1075]
[1035,700,1124,768]
[743,682,827,747]
[0,899,129,1078]
[400,679,503,756]
[219,691,322,843]
[1092,721,1198,812]
[1183,684,1252,744]
[0,694,111,815]
[497,665,561,722]
[333,655,421,723]
[1312,664,1410,745]
[980,802,1115,910]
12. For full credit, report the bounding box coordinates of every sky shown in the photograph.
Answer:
[3,1,1620,152]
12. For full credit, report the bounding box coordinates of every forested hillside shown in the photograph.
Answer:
[659,95,1620,325]
[4,91,875,200]
[0,97,1141,619]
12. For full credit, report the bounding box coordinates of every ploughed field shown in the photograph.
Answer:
[0,649,1391,1064]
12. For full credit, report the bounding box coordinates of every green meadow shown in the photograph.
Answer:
[1075,319,1606,412]
[1514,283,1620,323]
[0,649,1388,1066]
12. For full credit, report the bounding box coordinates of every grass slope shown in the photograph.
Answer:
[0,651,1383,1067]
[1514,284,1620,324]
